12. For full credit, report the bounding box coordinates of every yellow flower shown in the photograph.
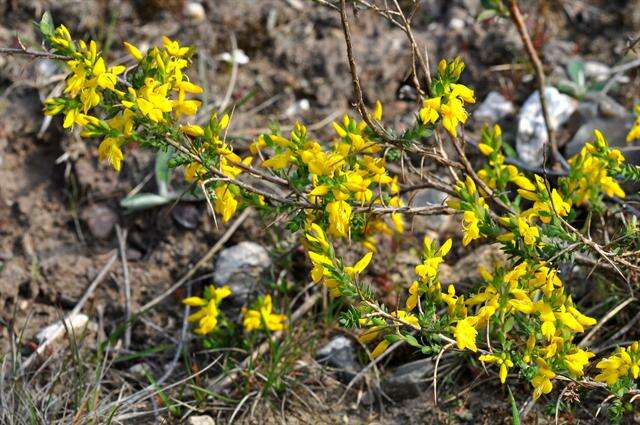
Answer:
[162,36,190,57]
[183,284,232,335]
[135,80,173,122]
[406,281,420,311]
[181,124,205,137]
[373,100,383,120]
[479,352,514,384]
[449,83,475,104]
[344,251,373,277]
[242,295,287,332]
[454,317,478,352]
[214,184,238,222]
[462,210,481,246]
[517,217,539,246]
[305,223,330,251]
[595,342,640,386]
[371,339,391,359]
[97,137,124,171]
[124,41,144,61]
[172,88,202,116]
[531,358,555,399]
[419,96,441,124]
[563,348,594,376]
[327,200,352,238]
[511,175,536,191]
[263,151,292,170]
[440,97,468,138]
[478,143,494,156]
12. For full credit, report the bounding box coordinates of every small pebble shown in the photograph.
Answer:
[83,204,118,240]
[171,203,200,230]
[184,2,206,23]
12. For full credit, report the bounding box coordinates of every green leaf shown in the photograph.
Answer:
[567,60,586,88]
[39,12,54,37]
[403,334,423,348]
[507,386,521,425]
[557,80,582,98]
[477,9,497,22]
[155,149,173,197]
[120,193,171,211]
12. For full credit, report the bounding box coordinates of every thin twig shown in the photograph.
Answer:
[507,0,569,170]
[578,297,636,348]
[0,46,70,61]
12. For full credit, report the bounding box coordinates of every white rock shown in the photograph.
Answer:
[36,314,89,344]
[474,91,515,122]
[218,49,249,65]
[184,2,206,23]
[449,17,465,31]
[187,415,215,425]
[284,99,310,117]
[516,87,577,167]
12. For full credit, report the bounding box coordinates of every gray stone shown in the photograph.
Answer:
[596,95,629,119]
[473,91,515,123]
[187,415,215,425]
[83,204,118,240]
[381,358,434,400]
[577,101,599,120]
[516,87,578,167]
[316,335,359,382]
[214,242,271,303]
[171,203,200,230]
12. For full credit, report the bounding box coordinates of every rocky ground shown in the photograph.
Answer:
[1,0,640,423]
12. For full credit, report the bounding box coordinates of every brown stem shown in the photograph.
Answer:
[0,46,70,61]
[507,0,569,170]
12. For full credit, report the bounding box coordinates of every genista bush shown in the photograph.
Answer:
[21,11,640,417]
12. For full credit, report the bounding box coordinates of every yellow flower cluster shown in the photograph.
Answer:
[182,284,232,335]
[251,108,404,242]
[448,176,488,246]
[304,223,373,298]
[595,342,640,387]
[418,58,475,137]
[44,26,204,172]
[562,130,625,205]
[406,236,452,311]
[242,295,287,332]
[182,113,254,222]
[183,286,286,335]
[439,126,631,399]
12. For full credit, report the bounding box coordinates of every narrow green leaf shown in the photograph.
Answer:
[155,149,173,197]
[507,386,521,425]
[120,193,170,211]
[39,12,54,37]
[567,60,586,88]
